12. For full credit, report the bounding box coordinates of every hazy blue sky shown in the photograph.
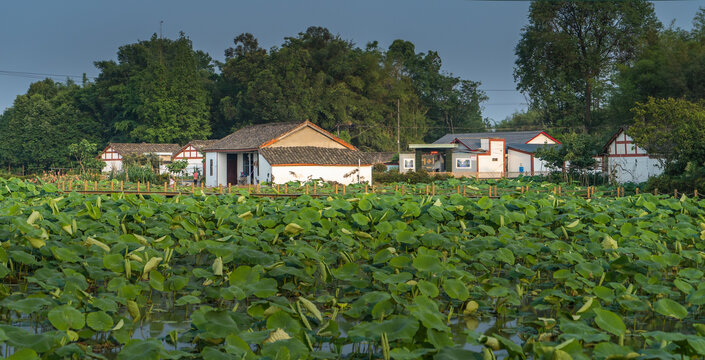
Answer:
[1,1,703,124]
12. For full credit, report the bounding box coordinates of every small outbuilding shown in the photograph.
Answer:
[598,127,663,183]
[203,121,372,186]
[100,143,181,174]
[171,140,218,176]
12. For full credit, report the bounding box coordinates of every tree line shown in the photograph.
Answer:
[504,1,705,184]
[0,27,487,171]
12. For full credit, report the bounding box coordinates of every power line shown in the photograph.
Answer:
[0,70,96,80]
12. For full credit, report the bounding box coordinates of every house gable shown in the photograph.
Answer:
[173,145,203,160]
[101,146,122,161]
[262,122,356,150]
[526,132,559,145]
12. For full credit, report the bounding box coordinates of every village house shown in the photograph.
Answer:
[398,130,560,178]
[203,121,372,186]
[100,143,181,174]
[171,140,218,176]
[597,127,663,183]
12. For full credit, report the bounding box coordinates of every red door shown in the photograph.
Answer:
[227,154,238,185]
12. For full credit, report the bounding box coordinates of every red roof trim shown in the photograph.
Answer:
[507,146,534,155]
[526,131,561,145]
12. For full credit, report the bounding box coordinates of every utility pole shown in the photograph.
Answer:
[160,20,163,39]
[397,98,401,154]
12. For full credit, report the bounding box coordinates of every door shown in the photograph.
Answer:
[227,154,238,185]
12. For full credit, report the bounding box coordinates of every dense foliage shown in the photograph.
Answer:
[1,178,705,359]
[0,28,487,171]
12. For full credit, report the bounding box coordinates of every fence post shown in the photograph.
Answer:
[164,182,167,192]
[219,184,223,194]
[635,187,639,195]
[401,185,405,195]
[306,183,309,195]
[285,184,288,194]
[365,184,368,194]
[489,186,492,197]
[335,184,338,194]
[426,185,429,195]
[137,181,140,193]
[120,181,123,192]
[257,184,260,193]
[674,189,678,198]
[343,184,346,195]
[695,189,699,198]
[228,183,232,193]
[147,182,150,192]
[463,185,466,196]
[191,183,195,194]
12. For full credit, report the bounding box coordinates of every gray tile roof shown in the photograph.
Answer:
[259,147,370,166]
[206,122,302,151]
[108,143,181,155]
[364,152,396,164]
[507,143,562,153]
[186,140,218,151]
[434,130,550,147]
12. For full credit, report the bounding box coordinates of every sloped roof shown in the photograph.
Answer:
[434,130,553,147]
[108,143,181,155]
[601,127,626,154]
[507,143,562,154]
[206,122,302,151]
[259,147,370,166]
[186,140,218,151]
[364,152,396,164]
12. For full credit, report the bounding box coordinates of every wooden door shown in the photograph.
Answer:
[227,154,238,185]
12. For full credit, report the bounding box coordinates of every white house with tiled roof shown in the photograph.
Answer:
[599,127,663,183]
[171,140,218,176]
[100,143,181,174]
[399,130,561,178]
[203,121,372,186]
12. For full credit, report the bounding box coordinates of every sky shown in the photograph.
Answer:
[1,0,703,124]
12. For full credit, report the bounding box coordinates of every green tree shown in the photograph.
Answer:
[535,132,598,176]
[515,0,659,132]
[0,79,101,171]
[94,33,213,144]
[629,97,705,173]
[68,139,103,174]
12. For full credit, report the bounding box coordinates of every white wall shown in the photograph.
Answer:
[506,150,532,177]
[399,153,415,174]
[533,157,553,175]
[102,160,122,173]
[477,140,504,178]
[271,165,372,185]
[258,153,272,183]
[608,156,663,184]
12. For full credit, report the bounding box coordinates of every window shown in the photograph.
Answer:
[209,159,213,176]
[403,159,415,169]
[456,158,472,168]
[492,158,498,162]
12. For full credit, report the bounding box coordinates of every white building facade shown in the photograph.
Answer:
[600,128,663,183]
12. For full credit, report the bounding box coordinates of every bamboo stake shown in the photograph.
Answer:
[365,184,368,194]
[111,181,114,192]
[228,183,232,193]
[137,182,140,193]
[372,184,375,193]
[285,184,288,194]
[191,183,195,194]
[401,185,405,195]
[432,183,435,196]
[426,185,429,195]
[674,189,678,198]
[256,184,260,193]
[343,184,346,195]
[695,189,698,198]
[147,182,150,192]
[635,187,639,195]
[335,184,338,194]
[306,184,309,195]
[489,186,492,197]
[120,181,123,192]
[94,181,97,191]
[395,184,398,192]
[84,180,88,191]
[463,185,466,196]
[164,182,167,192]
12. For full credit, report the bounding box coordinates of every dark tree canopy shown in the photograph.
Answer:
[514,0,659,132]
[93,33,214,144]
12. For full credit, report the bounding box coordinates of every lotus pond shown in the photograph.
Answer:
[2,177,705,359]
